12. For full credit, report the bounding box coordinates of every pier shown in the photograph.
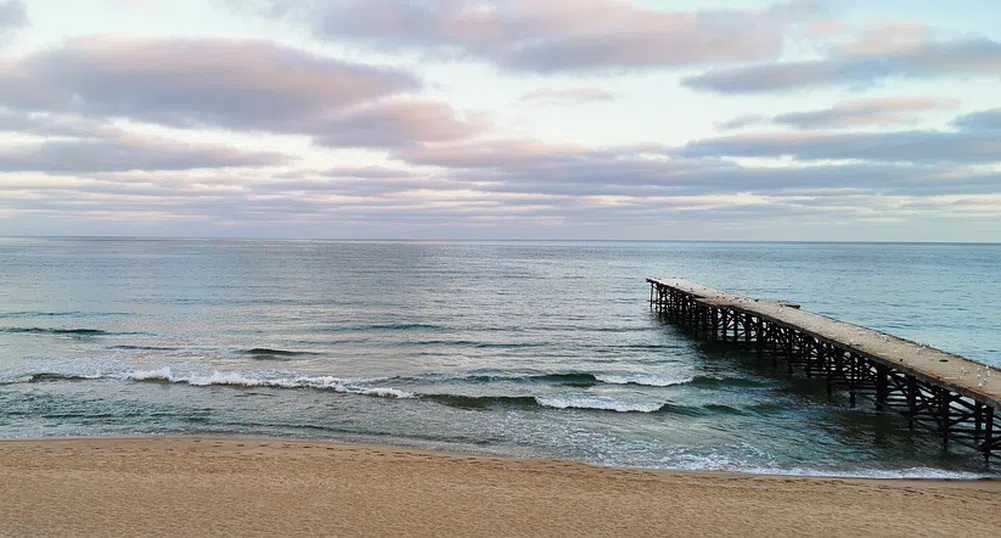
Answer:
[647,278,1001,463]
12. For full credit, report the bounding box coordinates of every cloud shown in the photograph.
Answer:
[771,97,958,129]
[312,98,488,148]
[953,108,1001,131]
[1,36,413,126]
[678,130,1001,164]
[388,138,1000,198]
[717,114,766,130]
[0,35,492,148]
[0,136,290,173]
[321,166,418,179]
[519,88,617,105]
[832,22,933,56]
[0,110,290,172]
[0,108,127,138]
[5,136,999,239]
[265,0,823,72]
[683,37,1001,93]
[0,1,25,35]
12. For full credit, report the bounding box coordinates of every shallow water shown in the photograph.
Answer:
[1,238,998,477]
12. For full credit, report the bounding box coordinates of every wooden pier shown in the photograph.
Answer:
[648,278,1001,463]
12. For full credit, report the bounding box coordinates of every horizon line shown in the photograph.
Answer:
[2,235,999,246]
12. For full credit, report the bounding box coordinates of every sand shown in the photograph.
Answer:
[1,438,999,537]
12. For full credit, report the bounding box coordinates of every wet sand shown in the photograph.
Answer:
[1,437,999,537]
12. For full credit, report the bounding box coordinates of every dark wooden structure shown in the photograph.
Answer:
[648,278,1001,463]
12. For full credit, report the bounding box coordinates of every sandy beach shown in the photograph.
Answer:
[0,438,997,537]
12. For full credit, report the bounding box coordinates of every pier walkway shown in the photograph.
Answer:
[647,278,1001,462]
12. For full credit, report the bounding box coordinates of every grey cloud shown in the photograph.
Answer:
[6,151,998,240]
[0,36,420,132]
[717,114,766,130]
[683,38,1001,93]
[771,97,958,129]
[953,108,1001,131]
[267,0,821,72]
[0,1,25,35]
[678,130,1001,164]
[392,138,1000,197]
[313,99,488,148]
[0,36,490,148]
[323,166,417,179]
[0,109,291,172]
[0,135,289,173]
[0,108,125,138]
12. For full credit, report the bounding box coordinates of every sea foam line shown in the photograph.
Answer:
[123,368,414,398]
[13,368,413,399]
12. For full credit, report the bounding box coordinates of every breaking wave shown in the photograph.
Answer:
[11,369,412,399]
[420,392,714,415]
[2,367,761,416]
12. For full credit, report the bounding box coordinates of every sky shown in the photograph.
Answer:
[0,0,999,241]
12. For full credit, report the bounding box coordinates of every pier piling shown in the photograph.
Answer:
[647,278,1001,464]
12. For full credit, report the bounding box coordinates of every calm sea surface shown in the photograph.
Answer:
[1,238,999,477]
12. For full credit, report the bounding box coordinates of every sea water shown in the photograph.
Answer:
[1,238,998,477]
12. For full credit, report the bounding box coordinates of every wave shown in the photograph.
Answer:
[419,392,714,415]
[0,311,82,318]
[239,348,322,359]
[2,369,764,419]
[414,372,693,389]
[687,375,768,389]
[325,323,443,332]
[11,369,412,399]
[397,340,539,349]
[1,327,111,336]
[0,311,132,319]
[594,374,694,387]
[107,344,179,351]
[129,368,411,398]
[420,394,538,410]
[535,395,667,413]
[15,373,102,384]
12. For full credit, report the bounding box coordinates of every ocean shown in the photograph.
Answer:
[1,238,999,478]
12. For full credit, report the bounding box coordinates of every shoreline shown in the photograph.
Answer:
[3,433,996,481]
[3,436,1000,537]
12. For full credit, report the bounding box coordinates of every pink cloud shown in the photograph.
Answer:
[314,99,489,148]
[835,22,934,56]
[270,0,825,72]
[771,96,960,128]
[0,35,418,132]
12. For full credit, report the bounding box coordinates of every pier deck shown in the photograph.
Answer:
[648,278,1001,462]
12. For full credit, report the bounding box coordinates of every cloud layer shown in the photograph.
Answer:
[720,97,959,130]
[0,110,290,172]
[1,1,999,240]
[680,128,1001,164]
[684,37,1001,93]
[0,36,485,148]
[269,0,821,72]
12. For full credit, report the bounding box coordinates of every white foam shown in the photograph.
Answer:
[644,450,989,480]
[117,368,414,399]
[535,395,663,413]
[595,373,693,387]
[126,367,176,382]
